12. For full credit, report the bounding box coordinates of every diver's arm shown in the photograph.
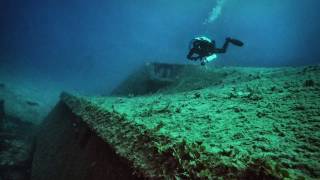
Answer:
[187,48,200,60]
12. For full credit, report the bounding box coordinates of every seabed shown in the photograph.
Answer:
[32,64,320,179]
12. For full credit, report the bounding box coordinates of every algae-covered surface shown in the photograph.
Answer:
[62,65,320,179]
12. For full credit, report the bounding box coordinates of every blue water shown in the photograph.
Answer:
[0,0,320,94]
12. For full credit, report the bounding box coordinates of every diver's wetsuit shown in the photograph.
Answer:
[187,37,243,65]
[187,37,231,61]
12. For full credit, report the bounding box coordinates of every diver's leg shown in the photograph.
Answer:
[215,38,244,54]
[221,38,230,53]
[214,38,230,53]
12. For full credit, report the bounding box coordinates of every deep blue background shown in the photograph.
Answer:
[1,0,319,93]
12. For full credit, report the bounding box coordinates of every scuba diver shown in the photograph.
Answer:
[187,36,244,65]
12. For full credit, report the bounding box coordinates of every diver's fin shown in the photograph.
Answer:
[229,38,244,47]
